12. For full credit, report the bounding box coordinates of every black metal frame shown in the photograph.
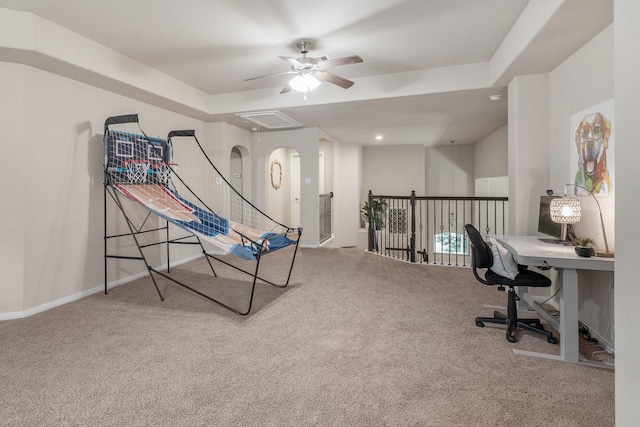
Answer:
[103,114,302,315]
[366,190,508,266]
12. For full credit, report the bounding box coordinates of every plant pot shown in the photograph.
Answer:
[575,246,595,257]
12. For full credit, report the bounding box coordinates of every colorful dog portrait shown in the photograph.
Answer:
[573,110,613,195]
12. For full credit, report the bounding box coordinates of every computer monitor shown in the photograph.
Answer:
[537,195,563,240]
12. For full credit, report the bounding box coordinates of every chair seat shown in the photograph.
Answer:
[485,268,551,288]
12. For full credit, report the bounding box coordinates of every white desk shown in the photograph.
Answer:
[496,235,614,369]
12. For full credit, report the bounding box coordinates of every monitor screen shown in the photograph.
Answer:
[538,195,562,239]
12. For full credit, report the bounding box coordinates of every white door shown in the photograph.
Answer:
[318,152,325,194]
[291,153,301,227]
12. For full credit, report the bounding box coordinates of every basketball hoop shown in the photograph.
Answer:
[153,162,177,184]
[123,160,150,184]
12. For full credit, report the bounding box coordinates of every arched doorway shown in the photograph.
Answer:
[230,146,243,195]
[265,147,299,227]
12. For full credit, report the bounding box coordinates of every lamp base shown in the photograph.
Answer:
[554,239,575,246]
[595,251,615,258]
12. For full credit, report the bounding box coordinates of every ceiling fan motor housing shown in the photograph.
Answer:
[296,41,313,54]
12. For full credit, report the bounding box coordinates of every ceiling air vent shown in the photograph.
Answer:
[236,111,302,129]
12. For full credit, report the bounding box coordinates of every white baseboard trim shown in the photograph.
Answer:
[0,285,105,321]
[319,235,335,247]
[0,253,209,321]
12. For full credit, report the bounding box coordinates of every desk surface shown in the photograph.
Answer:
[496,235,614,271]
[495,235,614,368]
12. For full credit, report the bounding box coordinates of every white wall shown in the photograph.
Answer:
[549,25,614,250]
[361,142,491,198]
[547,25,615,348]
[361,137,498,199]
[362,145,425,201]
[508,74,551,236]
[265,148,292,225]
[614,0,640,422]
[0,62,206,316]
[252,128,320,247]
[331,139,362,248]
[201,122,253,183]
[474,125,508,179]
[0,62,25,315]
[507,26,617,350]
[222,125,254,204]
[426,144,475,196]
[319,135,334,193]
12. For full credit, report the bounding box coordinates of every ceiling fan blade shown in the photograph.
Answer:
[315,70,355,89]
[279,56,303,67]
[244,70,296,82]
[318,55,363,68]
[280,84,292,94]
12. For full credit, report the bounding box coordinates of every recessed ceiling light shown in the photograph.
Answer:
[489,94,501,101]
[375,135,383,141]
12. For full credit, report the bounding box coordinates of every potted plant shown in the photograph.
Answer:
[361,198,387,230]
[574,236,596,257]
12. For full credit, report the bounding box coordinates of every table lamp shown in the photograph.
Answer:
[549,193,581,242]
[547,185,614,258]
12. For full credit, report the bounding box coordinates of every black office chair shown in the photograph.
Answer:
[463,224,558,344]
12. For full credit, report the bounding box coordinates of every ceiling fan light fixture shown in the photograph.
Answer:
[289,73,321,93]
[246,40,361,94]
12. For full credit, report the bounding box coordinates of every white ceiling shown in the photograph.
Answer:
[0,0,613,146]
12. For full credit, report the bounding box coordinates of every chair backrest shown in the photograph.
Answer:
[464,224,493,269]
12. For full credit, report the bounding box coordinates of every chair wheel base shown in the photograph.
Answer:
[474,314,558,345]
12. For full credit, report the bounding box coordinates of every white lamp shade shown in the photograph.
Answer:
[289,73,321,93]
[550,196,582,224]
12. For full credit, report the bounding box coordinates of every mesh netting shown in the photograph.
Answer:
[167,132,289,235]
[154,162,176,186]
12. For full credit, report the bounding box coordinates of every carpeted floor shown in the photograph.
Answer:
[0,247,614,426]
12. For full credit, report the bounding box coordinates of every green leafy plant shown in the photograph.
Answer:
[574,236,596,248]
[434,232,468,255]
[361,199,387,230]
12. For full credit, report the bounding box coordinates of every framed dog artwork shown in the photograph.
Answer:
[570,99,614,195]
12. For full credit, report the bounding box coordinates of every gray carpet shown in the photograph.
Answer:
[0,247,614,426]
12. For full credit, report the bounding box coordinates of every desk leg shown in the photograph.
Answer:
[513,268,577,362]
[559,268,579,362]
[515,286,530,312]
[512,268,576,363]
[513,268,612,369]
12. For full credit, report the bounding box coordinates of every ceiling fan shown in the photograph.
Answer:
[244,41,363,94]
